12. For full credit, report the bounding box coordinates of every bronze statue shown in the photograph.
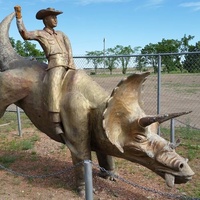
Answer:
[0,13,194,197]
[14,6,76,135]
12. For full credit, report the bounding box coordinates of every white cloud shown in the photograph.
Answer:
[39,0,65,2]
[148,0,164,5]
[134,0,164,10]
[180,2,200,11]
[144,0,164,7]
[40,0,62,3]
[76,0,130,6]
[35,0,131,5]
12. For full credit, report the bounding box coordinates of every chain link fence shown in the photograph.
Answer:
[0,52,199,199]
[1,52,199,132]
[73,52,200,131]
[0,160,198,200]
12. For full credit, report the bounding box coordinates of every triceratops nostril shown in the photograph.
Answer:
[171,160,185,171]
[179,163,184,169]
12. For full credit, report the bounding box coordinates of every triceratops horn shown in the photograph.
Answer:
[138,111,192,127]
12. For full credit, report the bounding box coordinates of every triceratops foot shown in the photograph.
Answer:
[77,186,85,198]
[98,169,116,181]
[77,186,96,198]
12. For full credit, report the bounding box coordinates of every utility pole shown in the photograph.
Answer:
[103,38,106,73]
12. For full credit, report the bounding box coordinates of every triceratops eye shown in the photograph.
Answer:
[134,134,146,143]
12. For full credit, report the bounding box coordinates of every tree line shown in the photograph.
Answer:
[10,34,200,74]
[86,35,200,74]
[10,37,46,62]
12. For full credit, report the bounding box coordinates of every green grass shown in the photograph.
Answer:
[30,151,39,161]
[0,112,34,133]
[161,126,200,160]
[161,125,200,143]
[0,154,18,168]
[2,135,40,151]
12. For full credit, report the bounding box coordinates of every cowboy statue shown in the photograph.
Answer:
[14,5,76,135]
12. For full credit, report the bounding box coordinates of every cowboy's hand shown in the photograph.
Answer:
[14,5,22,19]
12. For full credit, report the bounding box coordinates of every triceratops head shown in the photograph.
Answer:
[103,72,194,187]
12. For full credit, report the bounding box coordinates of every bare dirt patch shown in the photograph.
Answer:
[0,129,199,200]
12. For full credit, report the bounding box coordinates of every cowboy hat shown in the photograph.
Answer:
[36,8,63,20]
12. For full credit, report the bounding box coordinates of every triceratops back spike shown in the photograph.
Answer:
[139,111,192,128]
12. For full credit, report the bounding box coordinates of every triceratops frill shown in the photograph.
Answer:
[0,12,194,195]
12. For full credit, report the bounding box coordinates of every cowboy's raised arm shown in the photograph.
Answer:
[14,5,35,40]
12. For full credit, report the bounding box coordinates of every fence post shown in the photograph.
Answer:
[16,106,22,137]
[157,54,161,135]
[170,118,175,143]
[84,160,93,200]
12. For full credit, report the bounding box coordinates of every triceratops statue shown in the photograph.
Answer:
[0,13,194,195]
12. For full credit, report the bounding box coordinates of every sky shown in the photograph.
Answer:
[0,0,200,56]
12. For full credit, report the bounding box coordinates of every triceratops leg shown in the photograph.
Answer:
[96,152,115,180]
[60,92,92,195]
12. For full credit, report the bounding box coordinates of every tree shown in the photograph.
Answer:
[85,50,104,74]
[105,48,118,75]
[140,35,196,73]
[9,37,15,48]
[140,39,181,73]
[140,43,158,73]
[183,42,200,73]
[114,45,139,74]
[9,37,46,62]
[180,34,195,52]
[156,39,181,73]
[135,56,147,72]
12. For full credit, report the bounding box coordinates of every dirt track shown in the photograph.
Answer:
[93,73,200,129]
